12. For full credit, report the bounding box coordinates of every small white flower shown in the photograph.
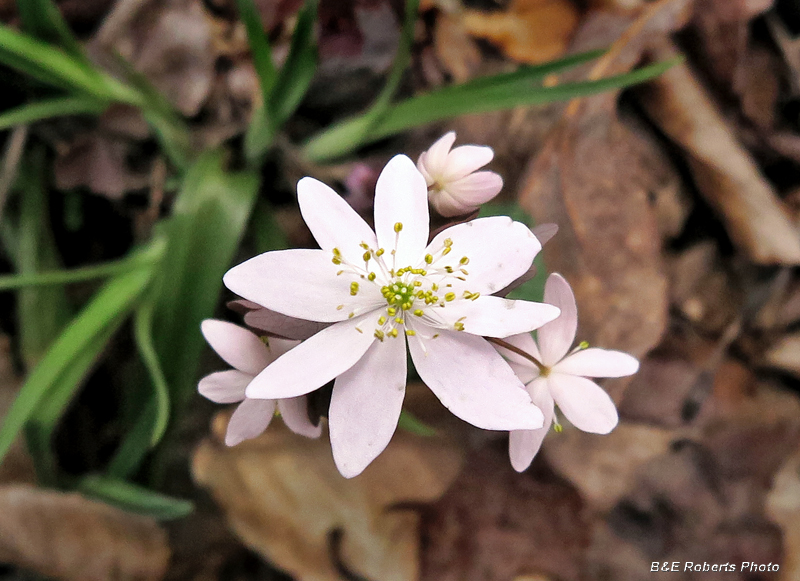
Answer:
[223,155,560,477]
[417,131,503,217]
[198,320,321,445]
[495,273,640,472]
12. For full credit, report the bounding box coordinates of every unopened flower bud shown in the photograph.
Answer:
[417,131,503,217]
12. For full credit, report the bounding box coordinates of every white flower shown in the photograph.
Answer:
[198,320,321,445]
[417,131,503,217]
[495,273,640,472]
[223,155,560,477]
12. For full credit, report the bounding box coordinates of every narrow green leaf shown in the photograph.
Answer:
[133,300,170,446]
[0,96,106,131]
[78,474,193,520]
[397,410,436,437]
[16,147,71,368]
[18,0,87,62]
[105,394,158,479]
[250,199,289,253]
[0,25,139,104]
[152,150,259,411]
[304,56,678,162]
[236,0,276,101]
[0,246,162,466]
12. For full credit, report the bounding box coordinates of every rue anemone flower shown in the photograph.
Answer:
[493,273,640,472]
[223,154,560,477]
[198,319,321,445]
[417,131,503,217]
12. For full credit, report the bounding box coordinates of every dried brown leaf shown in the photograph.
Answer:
[192,389,464,581]
[766,448,800,581]
[0,335,35,486]
[637,42,800,265]
[434,13,482,83]
[0,485,170,581]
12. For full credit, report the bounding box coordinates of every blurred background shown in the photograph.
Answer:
[0,0,799,579]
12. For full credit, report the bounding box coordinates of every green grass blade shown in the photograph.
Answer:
[398,410,436,437]
[78,474,193,520]
[0,97,106,130]
[133,300,170,446]
[18,0,87,62]
[0,248,162,466]
[236,0,276,101]
[152,150,259,411]
[304,56,677,162]
[15,147,71,368]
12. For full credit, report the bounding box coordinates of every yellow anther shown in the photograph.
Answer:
[445,292,456,302]
[444,266,454,273]
[355,327,363,333]
[432,283,439,291]
[442,247,451,255]
[332,257,342,265]
[394,222,403,233]
[413,309,424,317]
[378,316,386,325]
[554,422,563,433]
[454,322,465,331]
[374,329,385,341]
[406,330,416,336]
[444,238,453,247]
[337,304,344,310]
[348,312,355,318]
[333,248,342,256]
[579,341,590,350]
[425,254,433,264]
[459,256,470,265]
[460,268,469,275]
[368,272,376,281]
[463,291,473,299]
[363,251,371,262]
[359,242,369,250]
[433,333,440,339]
[395,317,403,324]
[337,270,344,275]
[388,328,399,338]
[350,282,360,296]
[376,248,385,256]
[388,307,396,316]
[470,292,480,301]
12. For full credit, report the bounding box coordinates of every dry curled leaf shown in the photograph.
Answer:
[637,42,800,265]
[0,485,170,581]
[193,385,464,581]
[461,0,579,64]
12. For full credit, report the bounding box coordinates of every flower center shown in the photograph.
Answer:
[381,280,416,311]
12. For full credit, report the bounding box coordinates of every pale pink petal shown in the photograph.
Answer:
[329,336,407,478]
[426,217,541,295]
[224,249,383,323]
[416,152,434,184]
[531,223,558,246]
[428,188,474,217]
[201,320,270,375]
[225,398,276,446]
[266,337,301,358]
[548,373,618,434]
[374,155,429,268]
[278,396,321,438]
[441,145,494,181]
[537,273,578,367]
[509,378,554,472]
[554,348,639,378]
[493,332,541,384]
[435,295,559,337]
[198,370,250,403]
[421,132,456,177]
[246,314,376,399]
[244,308,329,340]
[297,177,377,263]
[408,328,543,430]
[445,171,503,205]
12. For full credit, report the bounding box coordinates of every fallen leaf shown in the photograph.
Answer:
[0,484,170,581]
[193,384,464,581]
[0,335,35,486]
[517,1,695,394]
[461,0,579,64]
[636,41,800,265]
[434,12,482,83]
[765,333,800,377]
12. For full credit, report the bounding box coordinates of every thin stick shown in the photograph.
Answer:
[486,336,547,374]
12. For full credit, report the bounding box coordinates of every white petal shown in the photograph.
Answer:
[549,373,618,434]
[509,378,554,472]
[422,132,456,177]
[554,348,640,378]
[435,295,560,338]
[224,249,383,323]
[442,144,494,181]
[329,336,407,478]
[225,398,276,445]
[244,308,329,340]
[198,370,251,403]
[278,396,321,438]
[416,152,434,185]
[426,217,540,295]
[297,177,377,263]
[266,337,301,358]
[245,314,376,399]
[537,273,578,366]
[408,329,543,430]
[373,155,429,268]
[201,320,270,375]
[445,171,503,205]
[493,332,541,384]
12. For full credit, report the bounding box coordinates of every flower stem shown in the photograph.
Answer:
[486,337,548,374]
